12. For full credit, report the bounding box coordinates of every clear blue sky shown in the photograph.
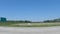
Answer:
[0,0,60,21]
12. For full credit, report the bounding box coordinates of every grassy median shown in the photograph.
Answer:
[0,22,60,27]
[11,22,60,27]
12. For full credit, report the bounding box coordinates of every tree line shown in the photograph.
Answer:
[0,17,60,23]
[43,18,60,22]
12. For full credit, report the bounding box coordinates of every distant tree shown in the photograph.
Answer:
[24,20,31,23]
[53,18,60,22]
[19,20,24,23]
[43,18,60,23]
[43,20,50,22]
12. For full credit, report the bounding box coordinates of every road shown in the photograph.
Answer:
[0,26,60,34]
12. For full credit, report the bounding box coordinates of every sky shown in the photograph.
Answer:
[0,0,60,21]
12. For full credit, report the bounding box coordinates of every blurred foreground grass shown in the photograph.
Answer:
[12,23,60,27]
[0,22,60,27]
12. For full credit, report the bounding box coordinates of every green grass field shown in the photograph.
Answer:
[11,22,60,27]
[0,22,60,27]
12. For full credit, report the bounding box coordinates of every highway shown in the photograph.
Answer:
[0,26,60,34]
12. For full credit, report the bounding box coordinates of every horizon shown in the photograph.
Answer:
[0,17,60,22]
[0,0,60,21]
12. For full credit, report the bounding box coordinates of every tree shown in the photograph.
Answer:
[24,20,31,23]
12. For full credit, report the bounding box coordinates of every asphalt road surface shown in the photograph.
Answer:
[0,26,60,34]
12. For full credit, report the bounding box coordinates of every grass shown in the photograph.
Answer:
[0,22,60,27]
[11,22,60,27]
